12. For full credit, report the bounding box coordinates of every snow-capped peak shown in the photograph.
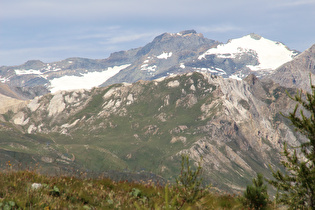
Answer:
[199,33,298,71]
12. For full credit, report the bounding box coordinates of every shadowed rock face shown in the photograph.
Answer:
[265,44,315,92]
[1,72,304,192]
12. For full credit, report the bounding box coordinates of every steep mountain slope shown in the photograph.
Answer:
[0,83,22,99]
[0,94,27,114]
[102,30,218,86]
[0,83,28,114]
[1,72,303,192]
[264,44,315,91]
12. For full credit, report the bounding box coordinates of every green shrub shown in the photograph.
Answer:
[175,155,204,204]
[242,173,269,209]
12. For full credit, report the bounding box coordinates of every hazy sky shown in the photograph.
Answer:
[1,0,314,66]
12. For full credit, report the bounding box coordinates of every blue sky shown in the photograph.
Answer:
[1,0,314,66]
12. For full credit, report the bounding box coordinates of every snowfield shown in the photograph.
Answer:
[157,52,172,59]
[49,64,130,93]
[15,69,43,75]
[199,34,298,71]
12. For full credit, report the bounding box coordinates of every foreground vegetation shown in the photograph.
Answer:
[268,82,315,209]
[0,169,248,209]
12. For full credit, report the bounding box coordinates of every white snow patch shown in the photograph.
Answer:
[198,34,297,71]
[141,64,156,72]
[0,77,9,83]
[192,67,226,75]
[15,69,43,75]
[157,52,173,59]
[147,65,157,72]
[180,63,185,69]
[229,74,242,81]
[154,77,166,82]
[49,64,130,93]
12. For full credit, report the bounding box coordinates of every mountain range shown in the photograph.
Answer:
[1,30,309,99]
[0,30,314,192]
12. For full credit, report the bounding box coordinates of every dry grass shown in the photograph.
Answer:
[0,166,246,209]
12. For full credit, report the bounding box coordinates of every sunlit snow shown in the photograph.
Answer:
[192,67,226,75]
[0,77,10,83]
[15,65,62,75]
[15,69,43,75]
[198,34,297,71]
[229,74,242,80]
[49,64,130,93]
[157,52,173,59]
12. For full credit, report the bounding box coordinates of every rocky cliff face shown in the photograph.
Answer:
[102,30,218,86]
[265,44,315,91]
[1,72,303,192]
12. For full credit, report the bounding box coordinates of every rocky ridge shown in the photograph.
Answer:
[1,72,303,192]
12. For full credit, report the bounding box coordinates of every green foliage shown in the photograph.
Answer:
[0,200,17,210]
[0,170,242,209]
[50,185,60,197]
[2,110,14,121]
[175,155,204,204]
[130,188,142,198]
[269,80,315,209]
[242,173,269,209]
[238,99,250,110]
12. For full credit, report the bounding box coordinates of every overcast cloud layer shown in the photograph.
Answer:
[1,0,314,66]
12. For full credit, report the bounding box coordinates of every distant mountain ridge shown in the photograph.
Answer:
[0,30,303,99]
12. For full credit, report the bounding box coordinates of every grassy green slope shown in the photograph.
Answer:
[0,72,298,192]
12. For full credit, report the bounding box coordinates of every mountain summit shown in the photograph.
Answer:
[196,33,299,79]
[199,33,298,71]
